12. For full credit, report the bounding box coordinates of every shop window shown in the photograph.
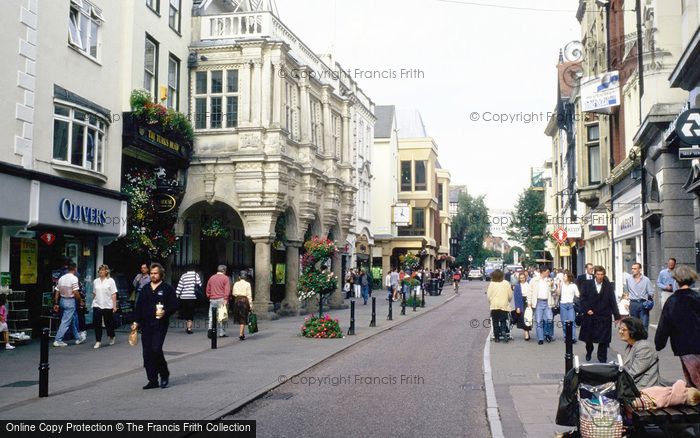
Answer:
[53,103,106,173]
[194,69,240,130]
[68,0,103,61]
[414,161,427,191]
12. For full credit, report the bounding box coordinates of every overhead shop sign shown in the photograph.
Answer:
[676,108,700,145]
[679,148,700,160]
[581,71,620,113]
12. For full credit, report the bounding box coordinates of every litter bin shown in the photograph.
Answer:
[431,279,438,296]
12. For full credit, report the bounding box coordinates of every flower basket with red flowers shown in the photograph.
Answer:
[298,237,338,317]
[300,314,343,339]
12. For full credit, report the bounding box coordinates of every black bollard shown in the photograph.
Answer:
[421,288,425,308]
[565,321,573,374]
[413,290,417,312]
[348,300,356,335]
[370,297,376,327]
[211,307,217,349]
[401,292,406,315]
[388,297,393,321]
[38,328,49,398]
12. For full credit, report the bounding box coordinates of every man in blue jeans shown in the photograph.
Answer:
[531,267,556,344]
[52,263,86,347]
[360,269,369,305]
[626,262,654,329]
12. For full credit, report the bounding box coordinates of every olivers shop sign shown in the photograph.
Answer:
[60,198,108,226]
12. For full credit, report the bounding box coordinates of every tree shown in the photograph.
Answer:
[451,190,491,268]
[507,188,546,267]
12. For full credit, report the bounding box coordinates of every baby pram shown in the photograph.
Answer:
[490,312,514,343]
[556,355,640,438]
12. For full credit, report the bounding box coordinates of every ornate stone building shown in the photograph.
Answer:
[178,0,374,318]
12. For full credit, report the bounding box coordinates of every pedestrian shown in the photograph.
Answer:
[206,265,231,338]
[625,262,654,329]
[559,271,580,343]
[360,269,370,305]
[487,270,513,342]
[390,267,400,301]
[231,271,253,341]
[512,272,531,341]
[657,258,680,308]
[132,263,151,306]
[133,263,177,389]
[655,265,700,389]
[52,263,86,347]
[619,317,660,388]
[353,269,362,299]
[580,266,621,363]
[529,267,557,344]
[0,294,14,350]
[575,263,594,291]
[175,265,201,334]
[384,270,392,301]
[92,264,118,349]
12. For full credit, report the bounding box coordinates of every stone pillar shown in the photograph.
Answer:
[261,58,272,127]
[299,78,311,143]
[341,108,351,164]
[251,61,262,126]
[322,88,332,155]
[272,61,282,128]
[240,62,252,127]
[382,253,391,279]
[252,238,278,320]
[329,249,346,309]
[279,240,301,316]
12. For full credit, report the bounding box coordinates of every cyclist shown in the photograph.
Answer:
[453,270,462,293]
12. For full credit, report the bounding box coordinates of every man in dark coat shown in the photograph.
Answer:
[133,263,178,389]
[579,266,620,363]
[575,263,594,290]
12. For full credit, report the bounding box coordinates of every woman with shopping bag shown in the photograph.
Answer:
[512,272,532,341]
[232,271,253,341]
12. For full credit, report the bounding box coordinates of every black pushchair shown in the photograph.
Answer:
[556,354,640,438]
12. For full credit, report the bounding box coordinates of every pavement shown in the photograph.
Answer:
[487,314,684,438]
[0,288,453,421]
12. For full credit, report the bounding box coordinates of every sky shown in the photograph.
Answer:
[272,0,582,210]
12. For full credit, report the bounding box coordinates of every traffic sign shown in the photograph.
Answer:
[676,109,700,145]
[679,147,700,160]
[552,227,568,245]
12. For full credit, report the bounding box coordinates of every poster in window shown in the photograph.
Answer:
[20,239,38,284]
[275,263,286,285]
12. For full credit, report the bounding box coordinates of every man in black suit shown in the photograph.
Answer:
[579,266,620,363]
[575,263,594,290]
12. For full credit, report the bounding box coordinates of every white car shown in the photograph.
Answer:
[468,269,483,281]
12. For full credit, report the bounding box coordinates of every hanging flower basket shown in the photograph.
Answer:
[297,237,338,317]
[201,219,231,239]
[399,252,419,271]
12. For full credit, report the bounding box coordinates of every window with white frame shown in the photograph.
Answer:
[332,112,341,158]
[144,35,158,99]
[168,0,181,32]
[284,81,299,141]
[53,103,107,173]
[310,98,323,150]
[586,124,601,184]
[194,69,239,130]
[68,0,103,61]
[146,0,160,13]
[167,54,180,110]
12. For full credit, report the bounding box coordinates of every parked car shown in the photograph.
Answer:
[468,269,483,281]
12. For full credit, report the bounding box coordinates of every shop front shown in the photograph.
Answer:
[0,162,126,337]
[612,186,643,298]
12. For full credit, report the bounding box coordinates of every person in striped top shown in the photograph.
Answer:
[176,266,202,334]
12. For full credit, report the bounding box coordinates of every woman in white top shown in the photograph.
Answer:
[92,264,118,349]
[559,271,580,343]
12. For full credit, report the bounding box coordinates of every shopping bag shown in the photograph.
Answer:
[578,382,623,438]
[524,306,533,328]
[248,313,258,334]
[128,325,138,346]
[217,304,228,322]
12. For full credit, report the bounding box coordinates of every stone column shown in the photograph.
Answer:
[341,108,351,164]
[299,78,311,143]
[261,58,272,128]
[272,61,282,128]
[279,240,301,316]
[251,61,262,126]
[382,253,391,279]
[240,62,252,127]
[329,249,346,309]
[252,237,278,320]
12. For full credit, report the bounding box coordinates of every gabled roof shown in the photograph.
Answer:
[374,105,395,139]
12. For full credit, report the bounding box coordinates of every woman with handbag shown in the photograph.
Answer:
[232,271,253,341]
[175,266,201,334]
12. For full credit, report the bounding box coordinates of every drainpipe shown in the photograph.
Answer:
[637,0,648,271]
